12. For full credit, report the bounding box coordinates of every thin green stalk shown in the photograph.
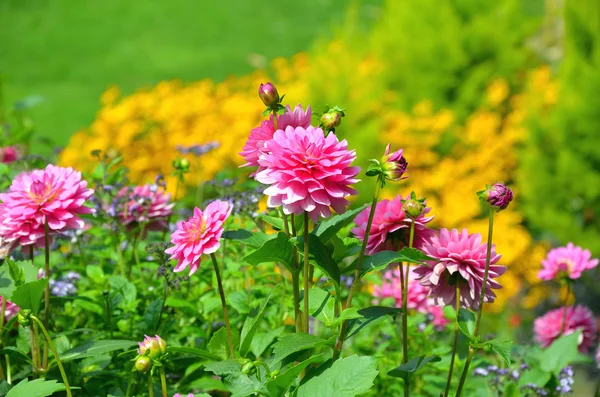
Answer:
[148,372,154,397]
[444,283,461,397]
[5,356,10,385]
[33,322,41,374]
[125,370,136,397]
[42,218,51,369]
[104,289,113,339]
[560,282,571,334]
[0,298,6,381]
[303,213,310,333]
[30,316,72,397]
[162,176,181,241]
[29,327,38,376]
[281,209,290,236]
[401,221,416,397]
[455,209,495,396]
[334,181,381,360]
[155,278,169,333]
[115,232,126,277]
[292,271,302,333]
[159,366,168,397]
[210,253,236,358]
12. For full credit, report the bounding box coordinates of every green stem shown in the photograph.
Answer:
[444,284,461,397]
[455,208,495,396]
[159,366,167,397]
[155,277,169,333]
[148,372,154,397]
[5,356,10,385]
[43,218,50,370]
[560,282,571,334]
[0,298,6,381]
[125,370,136,397]
[401,221,416,397]
[162,178,181,241]
[292,271,302,333]
[303,212,310,333]
[210,253,236,359]
[334,180,381,360]
[30,316,72,397]
[104,289,113,339]
[29,326,38,376]
[281,209,290,236]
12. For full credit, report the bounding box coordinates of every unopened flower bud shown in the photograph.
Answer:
[381,144,407,181]
[479,183,513,211]
[258,83,279,107]
[137,335,166,359]
[135,356,151,373]
[18,309,31,327]
[241,360,256,375]
[320,111,341,130]
[403,199,424,218]
[172,159,190,173]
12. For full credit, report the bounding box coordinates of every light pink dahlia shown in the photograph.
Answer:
[117,184,174,230]
[239,104,312,169]
[352,195,434,255]
[373,268,449,330]
[413,228,506,311]
[0,146,19,164]
[533,305,597,352]
[165,200,232,275]
[0,297,19,321]
[538,243,598,281]
[0,164,94,246]
[137,334,167,358]
[255,125,359,222]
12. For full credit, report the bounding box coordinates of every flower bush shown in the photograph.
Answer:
[0,81,598,397]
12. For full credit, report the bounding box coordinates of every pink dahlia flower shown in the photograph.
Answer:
[538,243,598,281]
[117,184,174,230]
[0,146,19,164]
[0,165,94,246]
[351,195,434,254]
[255,125,359,222]
[240,104,312,169]
[413,228,506,311]
[165,200,232,275]
[137,334,167,359]
[533,305,597,352]
[0,297,19,321]
[373,268,449,330]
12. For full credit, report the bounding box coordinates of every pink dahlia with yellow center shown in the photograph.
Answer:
[352,195,434,254]
[117,184,174,230]
[165,200,232,275]
[255,125,360,222]
[533,305,597,352]
[0,164,94,246]
[413,228,506,311]
[538,243,598,281]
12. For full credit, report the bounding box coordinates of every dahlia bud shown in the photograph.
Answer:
[240,358,256,375]
[381,144,407,181]
[172,158,190,173]
[319,105,345,132]
[403,192,426,218]
[135,356,151,373]
[18,309,31,327]
[258,82,279,108]
[478,183,513,211]
[0,146,19,164]
[137,335,166,359]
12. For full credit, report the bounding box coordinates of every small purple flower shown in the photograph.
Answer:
[479,182,513,211]
[176,142,219,157]
[473,367,489,377]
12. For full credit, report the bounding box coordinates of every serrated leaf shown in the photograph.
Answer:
[250,327,283,358]
[204,359,244,376]
[271,333,327,364]
[223,229,275,249]
[301,287,335,327]
[239,287,275,356]
[297,355,378,397]
[294,234,340,285]
[142,298,162,333]
[345,306,402,340]
[6,378,66,397]
[387,355,441,382]
[61,340,137,362]
[487,338,512,366]
[457,308,475,339]
[168,346,222,361]
[312,204,369,243]
[10,278,48,314]
[243,233,293,270]
[208,326,240,360]
[266,354,325,396]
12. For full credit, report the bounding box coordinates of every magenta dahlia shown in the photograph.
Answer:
[240,104,311,169]
[538,243,598,281]
[352,195,434,254]
[0,164,94,246]
[0,297,19,321]
[255,125,359,222]
[533,305,597,352]
[479,182,513,211]
[165,200,232,275]
[117,184,174,230]
[0,146,19,164]
[413,228,506,311]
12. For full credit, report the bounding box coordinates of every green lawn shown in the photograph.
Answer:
[0,0,379,152]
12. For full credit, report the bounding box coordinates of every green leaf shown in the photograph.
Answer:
[222,229,275,249]
[243,233,294,270]
[7,258,25,286]
[11,278,48,314]
[302,287,335,327]
[86,265,106,284]
[266,354,325,396]
[297,355,378,397]
[228,291,250,314]
[311,204,369,243]
[239,287,275,356]
[540,331,582,373]
[168,346,222,361]
[257,214,285,231]
[487,338,512,366]
[6,378,66,397]
[108,275,137,310]
[345,306,402,340]
[208,326,240,360]
[61,340,137,362]
[250,327,283,358]
[0,260,41,299]
[271,333,327,364]
[142,298,162,333]
[388,355,441,382]
[359,248,431,277]
[333,307,363,325]
[518,366,551,388]
[0,347,33,364]
[204,359,244,376]
[294,234,340,285]
[457,308,476,339]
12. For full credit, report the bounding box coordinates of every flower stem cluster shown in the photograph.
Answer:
[134,335,168,374]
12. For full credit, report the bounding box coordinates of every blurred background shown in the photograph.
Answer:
[2,0,600,332]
